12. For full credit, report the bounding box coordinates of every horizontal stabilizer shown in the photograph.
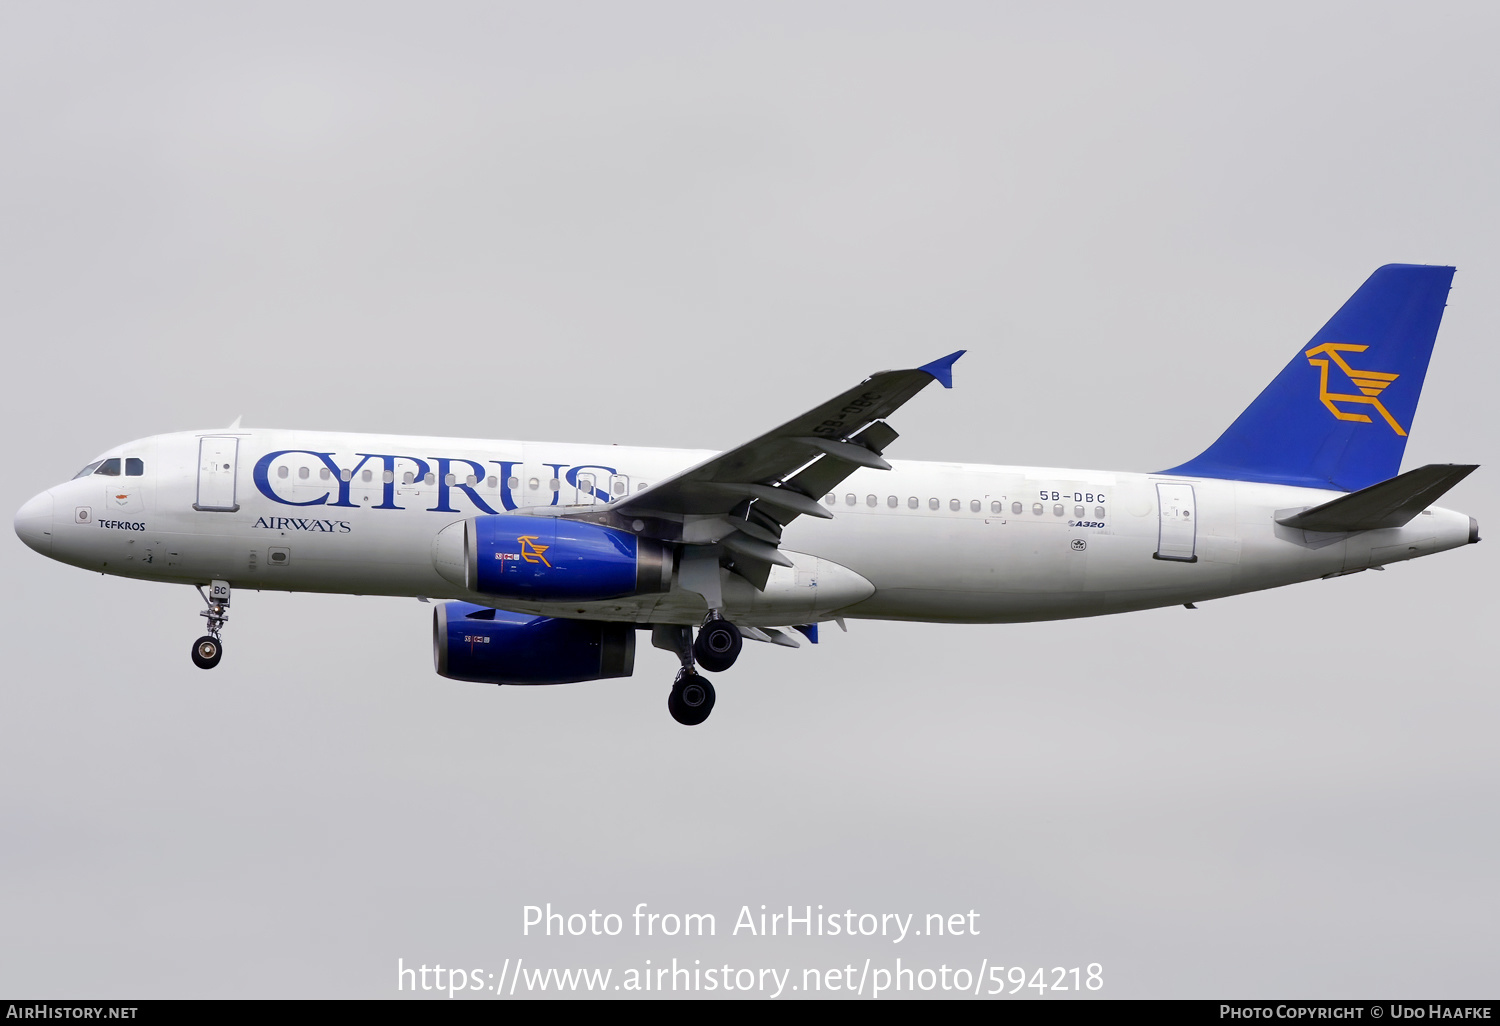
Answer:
[1276,463,1478,532]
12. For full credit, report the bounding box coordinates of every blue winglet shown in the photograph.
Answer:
[793,624,818,644]
[919,350,966,389]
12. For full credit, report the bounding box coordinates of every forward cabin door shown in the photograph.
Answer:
[194,436,241,512]
[1154,482,1197,562]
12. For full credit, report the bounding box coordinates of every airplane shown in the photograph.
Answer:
[13,264,1480,726]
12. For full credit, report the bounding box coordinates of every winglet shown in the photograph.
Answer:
[919,350,966,389]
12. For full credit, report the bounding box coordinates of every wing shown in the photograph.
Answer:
[567,351,964,589]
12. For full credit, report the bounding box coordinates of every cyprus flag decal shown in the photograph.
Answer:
[108,489,141,514]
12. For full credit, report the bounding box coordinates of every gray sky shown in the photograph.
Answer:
[2,1,1496,999]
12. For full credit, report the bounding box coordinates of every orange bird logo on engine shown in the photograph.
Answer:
[1305,342,1407,436]
[517,535,552,567]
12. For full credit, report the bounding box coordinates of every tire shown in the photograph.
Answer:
[693,620,742,673]
[191,636,223,670]
[668,673,716,726]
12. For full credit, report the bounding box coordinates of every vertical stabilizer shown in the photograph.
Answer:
[1163,264,1455,491]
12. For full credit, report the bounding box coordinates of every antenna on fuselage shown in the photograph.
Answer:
[227,415,243,430]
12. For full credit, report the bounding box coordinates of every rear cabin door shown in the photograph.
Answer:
[1154,482,1197,562]
[195,436,241,512]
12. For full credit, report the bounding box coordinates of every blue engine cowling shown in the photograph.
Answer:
[432,515,672,602]
[433,601,636,685]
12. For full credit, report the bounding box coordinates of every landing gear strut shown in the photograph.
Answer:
[653,623,718,726]
[693,612,743,673]
[192,580,230,670]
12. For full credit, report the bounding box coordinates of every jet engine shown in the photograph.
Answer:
[432,515,671,601]
[433,601,636,685]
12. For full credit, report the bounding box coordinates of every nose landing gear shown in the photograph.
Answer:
[191,635,223,670]
[191,580,230,670]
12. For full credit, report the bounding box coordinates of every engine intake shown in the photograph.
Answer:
[433,602,636,685]
[433,514,671,601]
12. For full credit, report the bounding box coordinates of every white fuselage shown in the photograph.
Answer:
[22,428,1475,627]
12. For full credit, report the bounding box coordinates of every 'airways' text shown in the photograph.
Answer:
[253,517,351,533]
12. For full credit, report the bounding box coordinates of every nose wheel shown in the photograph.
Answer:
[192,580,231,670]
[191,636,223,669]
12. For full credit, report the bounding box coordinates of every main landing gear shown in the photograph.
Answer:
[693,612,743,673]
[654,613,744,726]
[669,668,715,727]
[191,580,230,670]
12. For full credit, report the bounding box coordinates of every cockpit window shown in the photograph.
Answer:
[94,458,121,477]
[125,458,144,476]
[72,461,104,480]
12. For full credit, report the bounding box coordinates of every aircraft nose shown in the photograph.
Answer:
[14,490,54,556]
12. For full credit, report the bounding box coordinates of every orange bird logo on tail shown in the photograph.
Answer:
[1305,342,1407,436]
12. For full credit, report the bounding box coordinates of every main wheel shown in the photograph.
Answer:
[191,635,223,670]
[668,672,716,726]
[693,619,742,673]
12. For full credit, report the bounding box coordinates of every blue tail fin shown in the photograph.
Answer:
[1162,264,1455,491]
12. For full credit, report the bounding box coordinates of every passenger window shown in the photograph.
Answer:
[1012,501,1022,515]
[361,469,373,483]
[466,475,477,486]
[298,466,309,480]
[340,469,353,482]
[486,476,497,488]
[949,499,960,511]
[908,496,918,509]
[866,494,877,507]
[125,458,144,476]
[928,498,940,511]
[825,493,836,506]
[637,482,648,490]
[95,458,121,476]
[403,472,414,486]
[528,477,539,490]
[612,480,626,495]
[445,474,457,486]
[1032,503,1043,515]
[427,473,438,485]
[384,471,395,484]
[1095,506,1105,518]
[845,493,857,506]
[1075,505,1085,518]
[320,468,331,480]
[1053,503,1064,516]
[73,461,104,479]
[509,477,521,489]
[277,465,289,479]
[991,501,1001,513]
[970,500,981,512]
[549,479,560,492]
[887,495,898,508]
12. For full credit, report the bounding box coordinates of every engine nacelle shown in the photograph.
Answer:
[432,514,671,601]
[433,601,636,685]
